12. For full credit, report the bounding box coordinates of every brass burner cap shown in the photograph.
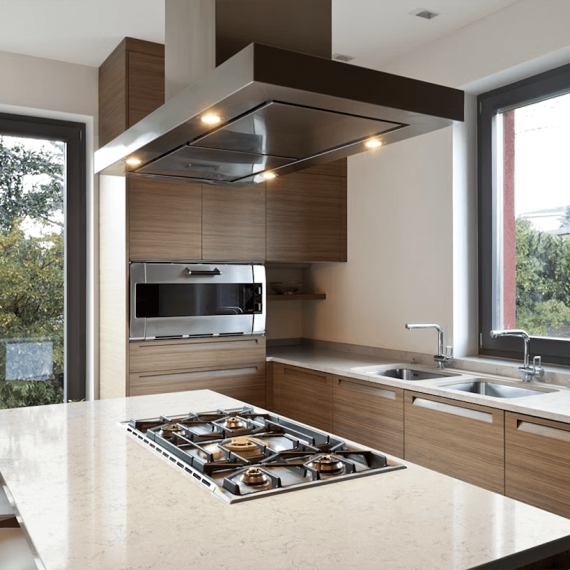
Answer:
[311,454,344,474]
[241,467,269,487]
[225,416,244,429]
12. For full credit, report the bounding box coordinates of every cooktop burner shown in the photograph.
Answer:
[121,406,405,503]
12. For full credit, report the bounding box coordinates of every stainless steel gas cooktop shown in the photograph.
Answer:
[121,406,405,503]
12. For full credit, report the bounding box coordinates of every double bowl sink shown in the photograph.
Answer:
[352,366,558,399]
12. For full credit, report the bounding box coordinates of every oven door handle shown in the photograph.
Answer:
[185,268,221,276]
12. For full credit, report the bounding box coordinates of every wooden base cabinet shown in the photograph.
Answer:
[333,376,404,457]
[506,412,570,519]
[271,363,333,432]
[128,337,266,407]
[404,392,505,494]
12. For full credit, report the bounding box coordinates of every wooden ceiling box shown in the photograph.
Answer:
[99,37,165,148]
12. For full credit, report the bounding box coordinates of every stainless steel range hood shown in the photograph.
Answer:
[95,3,464,186]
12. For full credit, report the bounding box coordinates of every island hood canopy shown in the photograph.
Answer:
[94,0,464,185]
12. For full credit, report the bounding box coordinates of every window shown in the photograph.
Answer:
[0,112,86,403]
[478,63,570,365]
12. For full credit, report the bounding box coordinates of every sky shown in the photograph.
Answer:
[514,92,570,218]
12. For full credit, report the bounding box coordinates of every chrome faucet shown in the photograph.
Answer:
[405,323,453,369]
[490,329,543,382]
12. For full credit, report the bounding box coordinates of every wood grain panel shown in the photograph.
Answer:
[128,177,202,261]
[333,376,404,457]
[506,412,570,518]
[404,391,505,494]
[129,363,266,407]
[99,175,128,399]
[266,361,274,410]
[129,336,266,374]
[340,164,347,262]
[266,171,342,262]
[98,40,126,148]
[302,159,344,177]
[127,51,165,127]
[124,37,165,58]
[202,183,266,260]
[273,363,333,432]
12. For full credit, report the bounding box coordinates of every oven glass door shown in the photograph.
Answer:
[135,283,263,318]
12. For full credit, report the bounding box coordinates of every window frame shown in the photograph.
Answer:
[478,62,570,366]
[0,112,86,400]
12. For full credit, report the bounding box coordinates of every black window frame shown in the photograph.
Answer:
[478,62,570,366]
[0,112,86,400]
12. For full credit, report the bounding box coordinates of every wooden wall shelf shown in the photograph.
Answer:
[267,293,326,301]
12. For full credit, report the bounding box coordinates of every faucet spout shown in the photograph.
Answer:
[490,329,543,382]
[405,323,451,369]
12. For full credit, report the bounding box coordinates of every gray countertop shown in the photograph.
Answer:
[2,389,570,570]
[267,346,570,424]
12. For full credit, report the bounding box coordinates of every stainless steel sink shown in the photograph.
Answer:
[443,380,557,398]
[366,368,454,381]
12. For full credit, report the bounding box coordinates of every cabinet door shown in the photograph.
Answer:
[404,392,505,494]
[129,178,202,261]
[506,412,570,518]
[130,363,265,407]
[272,364,333,432]
[333,376,404,457]
[202,183,266,261]
[266,170,342,262]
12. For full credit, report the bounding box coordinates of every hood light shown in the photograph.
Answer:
[126,157,142,166]
[262,172,276,180]
[202,114,222,125]
[365,139,382,149]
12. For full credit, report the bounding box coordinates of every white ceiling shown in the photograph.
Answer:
[0,0,521,69]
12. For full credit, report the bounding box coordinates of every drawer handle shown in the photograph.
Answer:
[412,397,493,423]
[137,340,259,350]
[517,421,570,443]
[338,379,396,400]
[284,367,327,383]
[139,367,258,382]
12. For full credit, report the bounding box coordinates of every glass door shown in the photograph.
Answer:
[0,112,86,407]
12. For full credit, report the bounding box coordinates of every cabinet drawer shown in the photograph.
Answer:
[506,412,570,518]
[129,363,266,407]
[404,392,505,494]
[129,336,266,373]
[333,376,404,457]
[273,364,333,432]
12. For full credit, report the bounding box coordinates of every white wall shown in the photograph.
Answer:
[306,0,570,357]
[0,50,99,399]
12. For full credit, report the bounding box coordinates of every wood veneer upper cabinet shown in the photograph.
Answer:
[99,38,165,148]
[404,391,505,494]
[333,376,404,457]
[266,159,346,262]
[505,412,570,519]
[202,183,266,260]
[129,178,202,261]
[272,363,333,432]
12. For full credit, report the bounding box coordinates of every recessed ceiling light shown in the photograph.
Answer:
[365,139,382,149]
[262,172,276,180]
[410,8,440,20]
[125,157,142,166]
[201,114,222,125]
[333,53,355,63]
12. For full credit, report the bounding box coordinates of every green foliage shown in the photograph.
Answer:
[515,218,570,336]
[0,379,63,410]
[0,136,65,408]
[0,138,64,232]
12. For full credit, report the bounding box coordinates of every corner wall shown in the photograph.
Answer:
[303,0,570,358]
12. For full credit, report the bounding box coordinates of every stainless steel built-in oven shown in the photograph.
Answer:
[130,263,265,341]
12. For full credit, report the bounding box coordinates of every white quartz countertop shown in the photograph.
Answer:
[267,346,570,424]
[2,390,570,570]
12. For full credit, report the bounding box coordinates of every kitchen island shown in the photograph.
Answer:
[2,390,570,570]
